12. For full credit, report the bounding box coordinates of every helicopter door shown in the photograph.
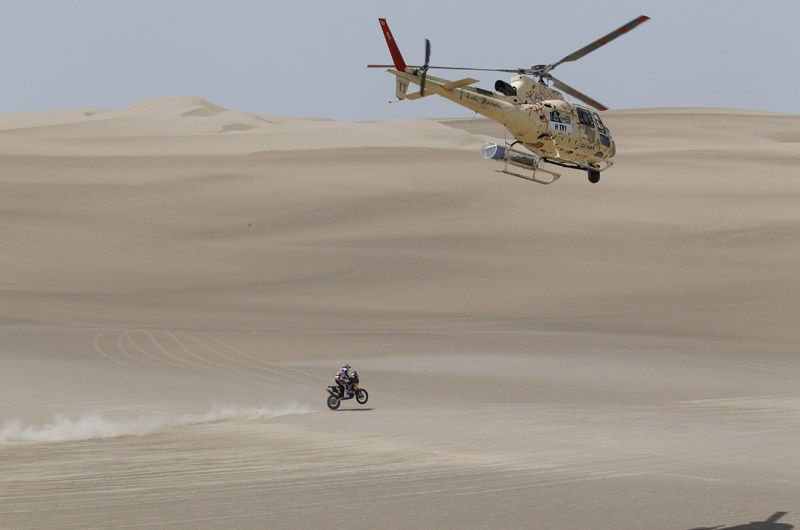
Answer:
[593,112,613,150]
[575,107,597,144]
[548,109,573,135]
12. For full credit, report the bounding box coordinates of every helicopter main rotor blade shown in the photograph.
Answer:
[548,75,608,111]
[369,15,650,81]
[367,64,524,73]
[542,15,649,75]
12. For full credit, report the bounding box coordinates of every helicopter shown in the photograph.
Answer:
[368,16,650,184]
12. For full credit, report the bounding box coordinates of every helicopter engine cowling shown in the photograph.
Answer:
[494,80,517,97]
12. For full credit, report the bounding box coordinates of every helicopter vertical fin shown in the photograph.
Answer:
[378,18,407,72]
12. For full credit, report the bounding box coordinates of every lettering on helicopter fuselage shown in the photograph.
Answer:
[464,92,501,109]
[550,122,572,134]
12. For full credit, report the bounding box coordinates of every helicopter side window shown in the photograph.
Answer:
[593,112,608,134]
[550,110,571,124]
[576,107,594,128]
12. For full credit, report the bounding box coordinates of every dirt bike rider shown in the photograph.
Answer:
[335,363,355,398]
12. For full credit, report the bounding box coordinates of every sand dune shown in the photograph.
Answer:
[1,99,799,529]
[0,96,491,156]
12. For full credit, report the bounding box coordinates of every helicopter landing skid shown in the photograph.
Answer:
[496,165,560,185]
[496,141,561,185]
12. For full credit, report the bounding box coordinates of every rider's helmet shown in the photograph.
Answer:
[341,363,351,371]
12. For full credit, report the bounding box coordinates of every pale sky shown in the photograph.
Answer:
[1,0,797,120]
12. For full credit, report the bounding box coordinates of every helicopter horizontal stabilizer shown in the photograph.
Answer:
[441,78,479,90]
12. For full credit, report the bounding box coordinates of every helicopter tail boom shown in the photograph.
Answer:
[389,69,479,98]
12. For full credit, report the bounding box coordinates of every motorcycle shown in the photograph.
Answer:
[326,370,368,410]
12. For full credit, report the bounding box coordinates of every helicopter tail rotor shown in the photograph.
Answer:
[420,38,431,96]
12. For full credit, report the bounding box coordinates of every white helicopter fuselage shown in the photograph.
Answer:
[390,68,615,169]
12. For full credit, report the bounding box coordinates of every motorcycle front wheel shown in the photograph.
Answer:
[356,388,369,405]
[327,395,341,410]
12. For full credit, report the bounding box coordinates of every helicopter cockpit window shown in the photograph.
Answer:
[593,112,608,134]
[576,107,594,127]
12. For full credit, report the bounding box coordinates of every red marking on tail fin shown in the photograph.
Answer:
[378,18,407,72]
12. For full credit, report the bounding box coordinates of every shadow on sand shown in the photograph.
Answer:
[688,512,793,530]
[333,408,375,412]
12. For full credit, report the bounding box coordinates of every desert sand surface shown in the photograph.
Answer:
[1,97,799,529]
